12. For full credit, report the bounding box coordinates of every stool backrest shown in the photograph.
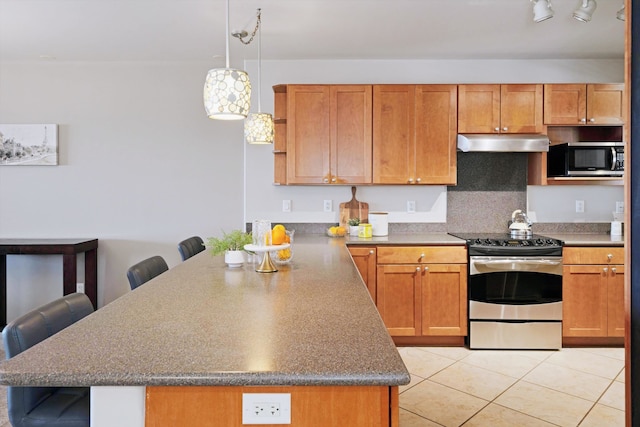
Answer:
[126,255,169,290]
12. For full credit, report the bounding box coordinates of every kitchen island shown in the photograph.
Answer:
[0,235,410,427]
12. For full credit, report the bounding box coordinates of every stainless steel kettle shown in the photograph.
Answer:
[509,209,532,237]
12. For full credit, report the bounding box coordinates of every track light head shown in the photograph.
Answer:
[573,0,597,22]
[531,0,554,23]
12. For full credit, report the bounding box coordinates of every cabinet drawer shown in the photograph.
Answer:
[563,247,624,265]
[377,246,466,264]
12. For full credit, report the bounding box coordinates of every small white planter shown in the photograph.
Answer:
[224,250,245,268]
[349,226,360,236]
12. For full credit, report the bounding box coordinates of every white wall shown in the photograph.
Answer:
[0,61,246,317]
[0,58,624,320]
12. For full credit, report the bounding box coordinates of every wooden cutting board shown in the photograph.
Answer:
[339,187,369,228]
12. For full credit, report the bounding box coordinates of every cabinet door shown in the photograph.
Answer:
[372,85,415,184]
[500,84,543,133]
[607,264,625,337]
[563,265,608,337]
[376,264,421,336]
[457,84,500,133]
[587,84,625,125]
[348,246,377,303]
[421,264,467,336]
[287,85,331,184]
[330,86,373,184]
[414,85,457,185]
[544,84,587,125]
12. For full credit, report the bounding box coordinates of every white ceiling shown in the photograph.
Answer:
[0,0,625,63]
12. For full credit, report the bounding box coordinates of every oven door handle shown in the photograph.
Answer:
[471,259,562,272]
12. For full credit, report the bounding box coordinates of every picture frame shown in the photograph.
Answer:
[0,124,58,166]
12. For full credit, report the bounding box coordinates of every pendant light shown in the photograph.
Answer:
[203,0,251,120]
[243,10,274,144]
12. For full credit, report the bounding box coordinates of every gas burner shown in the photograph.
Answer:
[448,233,563,257]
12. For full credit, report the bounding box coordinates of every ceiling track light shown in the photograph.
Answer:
[616,4,625,21]
[203,0,252,120]
[531,0,554,23]
[573,0,597,22]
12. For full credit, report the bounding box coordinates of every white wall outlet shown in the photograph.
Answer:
[575,200,585,213]
[282,200,291,212]
[407,200,416,213]
[76,282,85,293]
[616,201,624,214]
[242,393,291,425]
[323,200,332,212]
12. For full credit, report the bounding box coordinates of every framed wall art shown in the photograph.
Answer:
[0,124,58,166]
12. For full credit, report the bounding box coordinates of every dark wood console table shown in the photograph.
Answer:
[0,238,98,327]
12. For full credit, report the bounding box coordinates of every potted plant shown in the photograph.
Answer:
[347,218,361,236]
[206,230,253,268]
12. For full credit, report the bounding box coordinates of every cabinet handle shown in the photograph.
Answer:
[612,267,617,275]
[416,267,421,272]
[604,267,608,273]
[408,178,414,183]
[416,178,421,183]
[420,253,425,258]
[494,127,500,132]
[580,118,587,123]
[323,178,329,183]
[502,127,508,132]
[608,253,613,260]
[424,266,429,271]
[369,250,374,255]
[589,118,596,123]
[331,177,337,183]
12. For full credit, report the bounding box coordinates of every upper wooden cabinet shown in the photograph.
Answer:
[285,85,372,184]
[544,84,624,125]
[372,85,457,185]
[458,84,543,134]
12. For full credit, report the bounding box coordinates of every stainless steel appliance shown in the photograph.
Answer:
[547,141,624,177]
[449,233,564,350]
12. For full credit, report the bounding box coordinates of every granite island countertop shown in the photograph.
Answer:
[0,235,410,388]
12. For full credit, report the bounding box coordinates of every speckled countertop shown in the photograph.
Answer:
[344,232,466,246]
[0,235,410,388]
[539,233,625,247]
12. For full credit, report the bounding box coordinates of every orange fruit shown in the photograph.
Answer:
[284,234,291,243]
[272,228,285,245]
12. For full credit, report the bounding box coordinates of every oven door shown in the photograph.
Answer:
[468,256,562,320]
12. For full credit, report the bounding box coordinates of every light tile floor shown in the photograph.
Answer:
[0,347,625,427]
[398,346,625,427]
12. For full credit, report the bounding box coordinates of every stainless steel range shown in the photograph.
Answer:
[449,233,564,350]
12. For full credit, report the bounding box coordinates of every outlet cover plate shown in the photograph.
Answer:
[242,393,291,424]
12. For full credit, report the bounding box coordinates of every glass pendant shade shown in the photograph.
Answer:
[244,112,275,144]
[203,68,251,120]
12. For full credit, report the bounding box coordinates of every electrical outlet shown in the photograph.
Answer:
[575,200,585,213]
[323,200,332,212]
[76,282,85,293]
[242,393,291,425]
[616,201,624,214]
[282,200,291,212]
[407,200,416,213]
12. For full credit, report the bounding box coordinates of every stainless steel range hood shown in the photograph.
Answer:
[457,134,550,153]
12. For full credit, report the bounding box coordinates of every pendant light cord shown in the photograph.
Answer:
[225,0,230,69]
[257,9,262,112]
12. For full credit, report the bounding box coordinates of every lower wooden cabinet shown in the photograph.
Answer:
[375,246,467,337]
[562,247,625,338]
[348,246,377,303]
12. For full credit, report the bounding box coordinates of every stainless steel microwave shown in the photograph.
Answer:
[547,142,624,177]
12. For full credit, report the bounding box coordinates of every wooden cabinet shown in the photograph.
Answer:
[458,84,543,134]
[282,84,372,184]
[372,85,457,185]
[348,246,377,303]
[562,247,625,338]
[376,246,467,337]
[544,84,624,125]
